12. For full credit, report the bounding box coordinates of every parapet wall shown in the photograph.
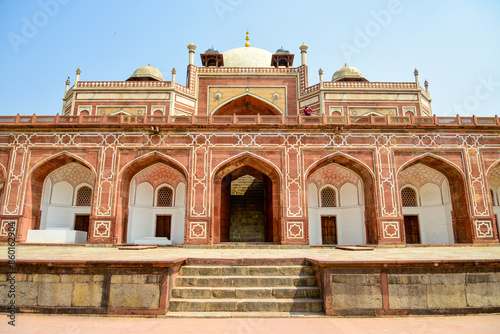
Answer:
[0,259,185,315]
[309,258,500,316]
[0,113,498,128]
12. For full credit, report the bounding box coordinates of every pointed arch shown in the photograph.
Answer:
[115,152,188,243]
[211,151,283,180]
[396,152,465,179]
[119,151,188,181]
[212,93,283,115]
[212,153,282,243]
[28,151,96,180]
[306,152,378,244]
[0,162,7,179]
[397,153,472,243]
[22,152,96,233]
[305,151,375,180]
[485,158,500,176]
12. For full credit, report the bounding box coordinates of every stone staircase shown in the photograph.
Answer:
[229,175,265,242]
[168,259,323,316]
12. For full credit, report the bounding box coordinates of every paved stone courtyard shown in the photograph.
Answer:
[5,244,500,262]
[1,314,500,334]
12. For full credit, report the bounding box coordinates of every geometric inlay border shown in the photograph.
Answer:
[286,221,304,239]
[0,220,17,237]
[93,221,111,238]
[474,220,493,238]
[189,222,207,239]
[382,221,400,239]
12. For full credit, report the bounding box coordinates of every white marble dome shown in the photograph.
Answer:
[223,47,272,68]
[332,65,367,82]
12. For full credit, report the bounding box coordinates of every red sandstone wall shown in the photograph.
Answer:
[0,127,498,245]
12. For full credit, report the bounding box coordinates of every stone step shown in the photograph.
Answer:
[230,229,264,233]
[231,190,263,194]
[229,232,264,237]
[231,215,264,218]
[163,311,326,318]
[230,215,263,218]
[172,286,320,299]
[175,275,318,287]
[178,266,315,276]
[230,219,265,223]
[229,226,264,231]
[231,196,263,200]
[229,237,264,241]
[230,228,264,232]
[232,206,262,208]
[182,245,311,250]
[229,222,265,226]
[230,225,264,228]
[168,298,324,312]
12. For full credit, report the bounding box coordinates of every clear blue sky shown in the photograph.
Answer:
[0,0,499,117]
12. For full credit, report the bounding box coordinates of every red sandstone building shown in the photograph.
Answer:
[1,38,499,246]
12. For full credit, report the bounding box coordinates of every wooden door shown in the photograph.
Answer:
[404,215,420,244]
[156,215,172,239]
[321,216,337,245]
[74,215,90,233]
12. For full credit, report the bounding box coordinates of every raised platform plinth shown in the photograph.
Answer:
[1,256,499,317]
[26,229,87,244]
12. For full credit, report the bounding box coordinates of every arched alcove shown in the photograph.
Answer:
[307,161,367,245]
[398,155,471,243]
[118,154,187,244]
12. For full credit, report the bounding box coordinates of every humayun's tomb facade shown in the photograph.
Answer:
[1,37,499,247]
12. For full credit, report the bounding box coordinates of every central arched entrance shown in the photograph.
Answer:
[213,154,281,244]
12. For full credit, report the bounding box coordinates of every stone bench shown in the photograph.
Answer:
[26,229,88,244]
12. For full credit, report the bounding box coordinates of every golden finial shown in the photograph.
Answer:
[245,30,250,47]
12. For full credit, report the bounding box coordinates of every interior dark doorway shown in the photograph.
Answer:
[220,167,274,243]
